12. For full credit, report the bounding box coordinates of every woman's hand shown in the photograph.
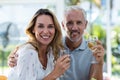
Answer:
[44,54,70,80]
[53,54,70,77]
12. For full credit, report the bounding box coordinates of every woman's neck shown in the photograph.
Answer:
[38,46,48,70]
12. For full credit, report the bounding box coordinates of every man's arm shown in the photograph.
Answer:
[8,47,18,67]
[89,40,104,80]
[89,62,103,80]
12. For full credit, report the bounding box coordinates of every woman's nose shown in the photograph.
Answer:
[43,28,49,33]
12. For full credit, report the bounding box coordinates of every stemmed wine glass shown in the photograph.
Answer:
[60,49,70,57]
[88,36,98,64]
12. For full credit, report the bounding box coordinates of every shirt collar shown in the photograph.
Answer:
[63,37,87,51]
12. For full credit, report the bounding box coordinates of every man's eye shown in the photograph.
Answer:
[77,21,82,25]
[67,22,73,26]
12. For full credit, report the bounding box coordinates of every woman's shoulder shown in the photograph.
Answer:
[17,43,37,57]
[19,43,35,50]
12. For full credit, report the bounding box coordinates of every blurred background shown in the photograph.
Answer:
[0,0,120,80]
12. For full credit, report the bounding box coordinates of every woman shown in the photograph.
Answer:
[8,9,70,80]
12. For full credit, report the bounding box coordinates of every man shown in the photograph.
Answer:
[60,6,104,80]
[8,6,104,80]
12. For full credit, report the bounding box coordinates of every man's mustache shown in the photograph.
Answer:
[70,30,80,34]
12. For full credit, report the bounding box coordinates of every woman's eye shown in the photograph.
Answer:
[38,25,44,28]
[48,25,55,28]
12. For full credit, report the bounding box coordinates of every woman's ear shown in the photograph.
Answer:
[32,30,35,34]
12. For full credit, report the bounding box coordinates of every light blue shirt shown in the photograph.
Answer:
[60,37,93,80]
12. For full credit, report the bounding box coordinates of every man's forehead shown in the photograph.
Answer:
[65,12,84,20]
[65,9,82,15]
[66,10,83,17]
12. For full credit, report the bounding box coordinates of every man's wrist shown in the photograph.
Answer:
[97,59,104,65]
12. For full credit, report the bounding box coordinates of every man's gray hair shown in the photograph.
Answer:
[64,6,87,20]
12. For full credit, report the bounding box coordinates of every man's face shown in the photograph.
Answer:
[62,10,87,43]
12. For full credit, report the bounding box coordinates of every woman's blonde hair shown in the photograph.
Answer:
[25,9,63,61]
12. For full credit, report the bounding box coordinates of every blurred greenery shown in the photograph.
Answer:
[65,0,80,6]
[111,26,120,76]
[87,24,120,75]
[65,0,101,8]
[0,50,10,66]
[0,45,17,67]
[111,26,120,57]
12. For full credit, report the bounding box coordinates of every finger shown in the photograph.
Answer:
[10,57,17,61]
[62,57,70,64]
[9,63,17,67]
[96,52,104,57]
[93,50,104,56]
[64,63,70,70]
[9,55,15,58]
[8,60,17,67]
[93,45,104,53]
[92,48,97,53]
[96,40,102,45]
[62,61,70,69]
[8,49,19,60]
[9,55,17,61]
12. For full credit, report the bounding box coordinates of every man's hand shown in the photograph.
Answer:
[8,47,18,67]
[92,40,105,65]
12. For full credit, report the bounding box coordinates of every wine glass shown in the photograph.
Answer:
[88,36,98,64]
[60,49,69,57]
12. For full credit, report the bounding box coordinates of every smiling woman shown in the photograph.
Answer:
[7,8,70,80]
[32,15,55,46]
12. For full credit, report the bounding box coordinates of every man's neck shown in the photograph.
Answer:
[66,38,82,51]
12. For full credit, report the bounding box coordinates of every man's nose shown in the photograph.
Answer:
[71,23,78,30]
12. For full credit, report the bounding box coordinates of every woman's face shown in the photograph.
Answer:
[33,15,55,46]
